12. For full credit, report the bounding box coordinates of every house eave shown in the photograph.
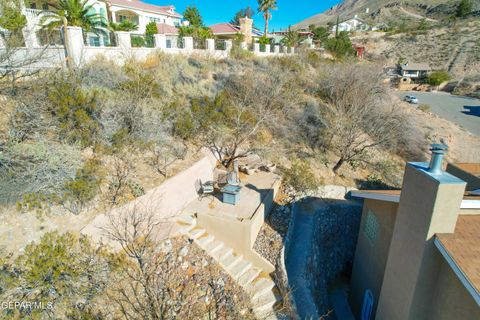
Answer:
[434,237,480,306]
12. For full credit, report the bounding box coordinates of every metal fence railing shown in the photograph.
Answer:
[130,34,155,48]
[193,39,206,50]
[215,40,226,50]
[82,30,117,47]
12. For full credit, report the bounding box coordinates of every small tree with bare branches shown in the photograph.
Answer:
[315,63,409,173]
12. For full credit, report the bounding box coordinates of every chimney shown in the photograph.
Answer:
[428,143,448,174]
[376,144,466,320]
[239,16,253,44]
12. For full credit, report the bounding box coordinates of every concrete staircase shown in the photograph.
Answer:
[176,214,283,319]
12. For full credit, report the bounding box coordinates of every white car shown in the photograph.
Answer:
[404,95,419,104]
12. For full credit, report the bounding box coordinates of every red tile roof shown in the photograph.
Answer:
[156,23,178,35]
[107,0,182,18]
[209,23,240,35]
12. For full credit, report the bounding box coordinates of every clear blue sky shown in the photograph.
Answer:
[146,0,342,31]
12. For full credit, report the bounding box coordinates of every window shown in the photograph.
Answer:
[42,3,48,10]
[30,3,37,9]
[364,209,379,244]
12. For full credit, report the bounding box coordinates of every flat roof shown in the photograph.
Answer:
[454,163,480,177]
[436,215,480,301]
[401,63,431,71]
[350,190,480,209]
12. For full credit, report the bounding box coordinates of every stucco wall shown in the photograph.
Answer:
[195,183,279,273]
[429,257,480,320]
[349,199,399,318]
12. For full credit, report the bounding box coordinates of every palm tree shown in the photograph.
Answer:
[257,0,277,37]
[40,0,106,67]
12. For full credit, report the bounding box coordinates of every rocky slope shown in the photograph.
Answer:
[294,0,480,28]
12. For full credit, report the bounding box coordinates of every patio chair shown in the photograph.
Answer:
[195,179,215,199]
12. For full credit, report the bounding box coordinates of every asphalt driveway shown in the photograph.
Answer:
[396,91,480,136]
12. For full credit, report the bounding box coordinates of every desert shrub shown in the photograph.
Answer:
[48,75,101,147]
[283,158,318,194]
[62,158,103,214]
[117,63,160,100]
[7,98,51,142]
[80,57,126,89]
[295,100,328,152]
[229,46,254,60]
[0,141,81,204]
[456,0,473,17]
[0,232,111,319]
[418,104,431,112]
[427,71,451,86]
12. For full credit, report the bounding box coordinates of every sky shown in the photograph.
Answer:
[146,0,342,31]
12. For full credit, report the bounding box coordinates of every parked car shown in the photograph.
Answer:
[404,95,419,104]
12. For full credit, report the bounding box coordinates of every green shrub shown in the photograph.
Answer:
[418,104,431,112]
[131,35,145,47]
[427,71,451,86]
[62,158,102,214]
[456,0,473,18]
[325,31,355,58]
[283,158,318,194]
[48,76,101,147]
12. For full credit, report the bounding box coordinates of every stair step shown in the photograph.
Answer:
[250,278,276,300]
[176,214,196,226]
[205,239,224,255]
[189,228,206,239]
[220,253,242,269]
[212,246,233,260]
[238,267,261,287]
[227,258,252,280]
[252,289,282,315]
[196,234,214,248]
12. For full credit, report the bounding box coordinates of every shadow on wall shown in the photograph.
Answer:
[462,105,480,117]
[282,196,363,318]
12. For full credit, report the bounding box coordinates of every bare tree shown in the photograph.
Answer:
[102,205,254,319]
[315,63,408,173]
[108,153,132,205]
[195,67,294,169]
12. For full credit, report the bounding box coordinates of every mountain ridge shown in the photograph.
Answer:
[293,0,478,29]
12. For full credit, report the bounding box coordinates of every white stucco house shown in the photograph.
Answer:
[331,15,369,33]
[21,0,182,47]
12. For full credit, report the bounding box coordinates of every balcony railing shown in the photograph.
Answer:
[23,8,51,17]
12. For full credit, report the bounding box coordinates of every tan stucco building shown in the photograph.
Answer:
[349,146,480,320]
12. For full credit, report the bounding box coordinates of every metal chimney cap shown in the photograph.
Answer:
[430,143,448,154]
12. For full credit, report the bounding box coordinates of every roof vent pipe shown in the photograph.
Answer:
[428,143,448,174]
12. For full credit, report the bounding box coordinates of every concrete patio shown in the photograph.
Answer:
[181,171,281,221]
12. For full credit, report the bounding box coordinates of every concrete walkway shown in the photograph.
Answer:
[285,201,319,319]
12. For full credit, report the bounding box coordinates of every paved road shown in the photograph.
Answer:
[396,91,480,136]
